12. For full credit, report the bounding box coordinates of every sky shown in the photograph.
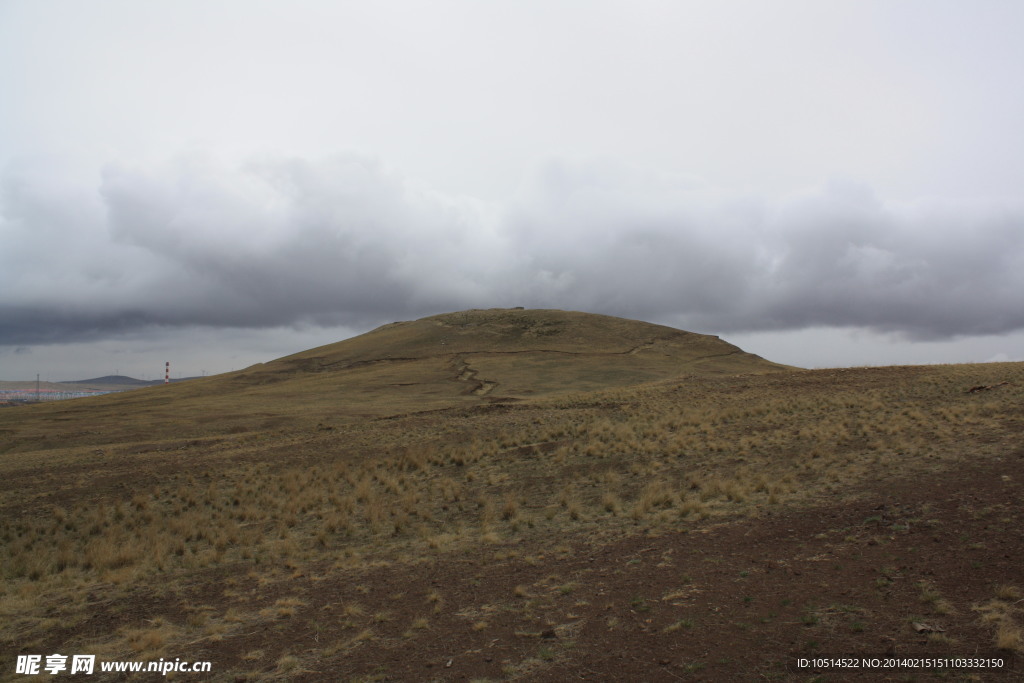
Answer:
[2,0,1023,381]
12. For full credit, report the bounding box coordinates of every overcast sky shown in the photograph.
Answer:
[3,1,1023,381]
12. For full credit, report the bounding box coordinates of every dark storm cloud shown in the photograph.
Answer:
[1,153,491,345]
[2,156,1022,346]
[503,165,1024,340]
[99,155,422,325]
[748,185,1024,338]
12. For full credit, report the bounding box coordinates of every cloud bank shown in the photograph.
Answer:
[3,153,1022,346]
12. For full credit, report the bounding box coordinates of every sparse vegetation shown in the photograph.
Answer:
[975,585,1024,653]
[0,309,1021,679]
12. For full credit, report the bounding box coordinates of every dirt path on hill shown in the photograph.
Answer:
[447,340,746,400]
[453,356,499,396]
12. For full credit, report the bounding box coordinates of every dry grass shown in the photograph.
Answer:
[120,617,181,660]
[975,585,1024,653]
[0,309,1021,665]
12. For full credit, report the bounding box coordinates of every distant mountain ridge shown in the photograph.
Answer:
[58,375,200,389]
[62,375,155,386]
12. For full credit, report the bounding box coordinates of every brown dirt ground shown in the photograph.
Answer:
[3,360,1023,682]
[16,450,1020,682]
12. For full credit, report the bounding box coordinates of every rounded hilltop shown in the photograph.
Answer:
[275,307,789,366]
[252,308,795,400]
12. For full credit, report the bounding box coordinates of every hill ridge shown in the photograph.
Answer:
[226,307,794,410]
[1,308,795,440]
[276,308,768,364]
[61,375,154,386]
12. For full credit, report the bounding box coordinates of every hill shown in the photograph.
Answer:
[235,307,792,396]
[0,309,793,450]
[1,310,1021,680]
[238,306,788,396]
[62,375,154,386]
[59,375,200,390]
[281,307,784,365]
[60,375,170,389]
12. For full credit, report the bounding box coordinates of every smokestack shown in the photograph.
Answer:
[165,361,170,385]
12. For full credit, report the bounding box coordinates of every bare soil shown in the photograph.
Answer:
[9,451,1020,682]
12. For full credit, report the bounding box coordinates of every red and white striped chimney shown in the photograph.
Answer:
[165,361,170,384]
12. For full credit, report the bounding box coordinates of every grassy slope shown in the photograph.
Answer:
[1,310,1022,681]
[0,309,791,453]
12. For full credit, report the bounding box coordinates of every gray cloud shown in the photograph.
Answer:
[2,155,1022,346]
[503,165,1024,340]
